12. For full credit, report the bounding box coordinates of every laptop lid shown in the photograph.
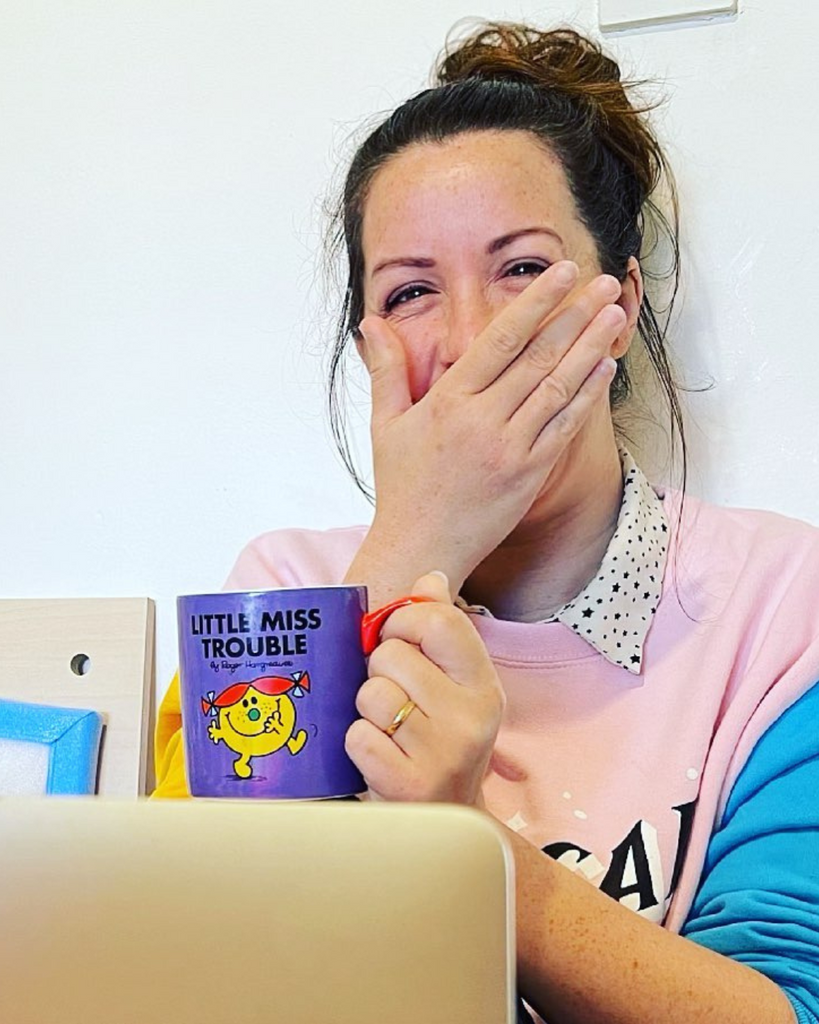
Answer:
[0,799,515,1023]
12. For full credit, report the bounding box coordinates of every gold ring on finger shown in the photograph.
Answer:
[383,699,417,738]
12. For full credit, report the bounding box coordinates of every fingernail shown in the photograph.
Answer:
[601,304,626,327]
[428,570,449,586]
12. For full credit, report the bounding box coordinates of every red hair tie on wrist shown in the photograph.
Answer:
[360,595,436,655]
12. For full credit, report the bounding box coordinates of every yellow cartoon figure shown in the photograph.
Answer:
[201,672,309,779]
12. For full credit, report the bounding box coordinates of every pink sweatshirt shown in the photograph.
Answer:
[223,491,819,929]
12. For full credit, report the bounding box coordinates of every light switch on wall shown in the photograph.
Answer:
[599,0,738,31]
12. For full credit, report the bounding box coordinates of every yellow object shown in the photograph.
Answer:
[152,673,309,796]
[152,673,189,798]
[207,684,307,779]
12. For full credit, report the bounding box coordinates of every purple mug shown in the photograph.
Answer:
[177,586,369,799]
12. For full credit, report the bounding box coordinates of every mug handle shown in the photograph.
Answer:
[361,595,436,656]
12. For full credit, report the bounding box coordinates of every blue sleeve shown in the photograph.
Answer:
[681,681,819,1024]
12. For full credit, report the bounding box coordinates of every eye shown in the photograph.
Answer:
[250,696,258,705]
[504,260,550,279]
[383,283,434,313]
[242,699,248,708]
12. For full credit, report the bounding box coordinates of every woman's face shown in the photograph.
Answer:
[360,129,626,403]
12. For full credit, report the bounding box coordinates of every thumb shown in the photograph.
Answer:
[410,570,453,605]
[358,316,412,428]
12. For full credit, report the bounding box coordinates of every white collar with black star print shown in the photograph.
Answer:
[456,450,668,675]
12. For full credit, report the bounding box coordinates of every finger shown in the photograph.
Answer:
[493,275,623,412]
[407,570,452,604]
[367,637,464,715]
[512,303,626,444]
[355,675,429,754]
[358,316,412,429]
[378,602,496,694]
[529,356,618,456]
[446,260,579,394]
[360,573,451,657]
[345,718,413,797]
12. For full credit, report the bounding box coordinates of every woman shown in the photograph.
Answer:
[155,23,819,1023]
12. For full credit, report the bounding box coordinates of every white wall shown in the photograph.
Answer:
[2,1,817,695]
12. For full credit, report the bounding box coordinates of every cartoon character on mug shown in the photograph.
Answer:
[201,672,309,779]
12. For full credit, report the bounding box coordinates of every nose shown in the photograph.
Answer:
[438,292,495,370]
[248,708,261,722]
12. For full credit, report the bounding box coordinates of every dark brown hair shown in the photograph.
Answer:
[327,23,683,499]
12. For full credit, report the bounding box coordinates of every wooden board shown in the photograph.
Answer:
[0,599,155,796]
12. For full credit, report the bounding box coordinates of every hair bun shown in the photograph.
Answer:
[436,22,659,204]
[436,24,623,97]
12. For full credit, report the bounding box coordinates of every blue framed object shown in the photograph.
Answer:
[0,699,103,795]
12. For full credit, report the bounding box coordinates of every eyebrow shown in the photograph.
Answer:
[370,226,564,277]
[489,226,564,253]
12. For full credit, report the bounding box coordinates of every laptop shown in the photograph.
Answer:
[0,799,515,1023]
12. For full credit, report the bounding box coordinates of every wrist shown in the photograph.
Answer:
[343,519,468,608]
